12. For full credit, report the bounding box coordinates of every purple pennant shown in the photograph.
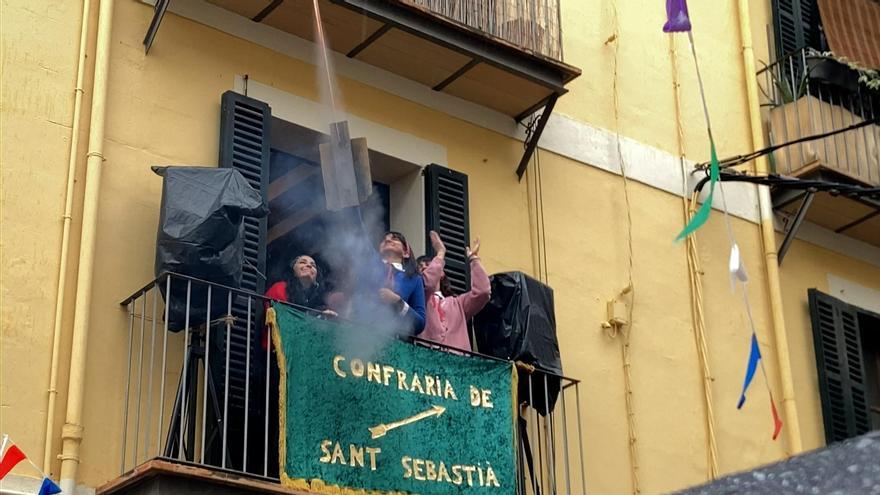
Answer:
[663,0,692,32]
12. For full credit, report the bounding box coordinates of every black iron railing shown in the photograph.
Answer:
[118,272,586,493]
[757,47,880,185]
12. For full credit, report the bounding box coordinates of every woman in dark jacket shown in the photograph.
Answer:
[262,254,335,477]
[264,255,329,311]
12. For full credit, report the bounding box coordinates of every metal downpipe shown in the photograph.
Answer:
[735,0,803,455]
[44,0,92,474]
[59,0,116,492]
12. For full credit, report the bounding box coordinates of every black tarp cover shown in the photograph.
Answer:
[153,166,268,331]
[473,271,562,414]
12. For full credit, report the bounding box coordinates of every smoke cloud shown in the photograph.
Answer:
[270,1,416,360]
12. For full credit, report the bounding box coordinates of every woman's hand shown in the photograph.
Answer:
[378,288,402,305]
[466,237,481,260]
[429,230,446,259]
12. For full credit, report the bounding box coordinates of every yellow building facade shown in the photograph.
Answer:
[2,0,879,494]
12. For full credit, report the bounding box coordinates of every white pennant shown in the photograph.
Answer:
[729,243,748,291]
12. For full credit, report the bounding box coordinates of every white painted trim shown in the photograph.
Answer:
[389,169,427,256]
[0,474,40,495]
[156,0,880,269]
[539,113,762,223]
[0,475,94,495]
[827,275,880,314]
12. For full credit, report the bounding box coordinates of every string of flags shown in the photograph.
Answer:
[0,435,62,495]
[664,0,783,441]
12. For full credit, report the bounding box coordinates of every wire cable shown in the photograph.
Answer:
[670,34,720,481]
[608,3,640,492]
[691,171,880,200]
[695,118,879,170]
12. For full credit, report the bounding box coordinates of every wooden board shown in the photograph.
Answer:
[843,215,880,246]
[260,0,384,54]
[97,459,312,495]
[785,160,880,188]
[205,0,266,19]
[356,28,472,87]
[782,191,880,247]
[442,61,554,116]
[269,165,321,202]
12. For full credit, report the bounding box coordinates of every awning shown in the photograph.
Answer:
[818,0,880,69]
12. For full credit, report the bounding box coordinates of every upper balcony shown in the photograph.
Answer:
[149,0,581,121]
[757,47,880,249]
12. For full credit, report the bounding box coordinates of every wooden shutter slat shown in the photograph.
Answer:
[808,289,872,444]
[424,164,470,294]
[773,0,820,58]
[221,90,270,294]
[217,91,272,472]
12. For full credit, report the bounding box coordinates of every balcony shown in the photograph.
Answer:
[395,0,563,61]
[757,48,880,247]
[100,273,586,494]
[149,0,580,121]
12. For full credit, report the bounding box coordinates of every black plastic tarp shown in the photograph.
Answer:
[153,166,268,331]
[473,271,562,415]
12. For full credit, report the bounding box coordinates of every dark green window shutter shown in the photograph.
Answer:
[424,164,470,294]
[219,90,270,294]
[216,91,272,473]
[808,289,872,443]
[772,0,820,58]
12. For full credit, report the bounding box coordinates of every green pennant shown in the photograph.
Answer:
[675,142,719,241]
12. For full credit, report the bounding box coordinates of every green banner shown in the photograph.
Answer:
[271,303,517,495]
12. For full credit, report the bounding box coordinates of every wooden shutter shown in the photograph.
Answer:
[773,0,820,58]
[220,90,270,294]
[424,164,470,294]
[217,91,272,472]
[808,289,872,444]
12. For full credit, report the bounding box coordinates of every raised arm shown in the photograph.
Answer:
[422,231,447,292]
[458,238,491,318]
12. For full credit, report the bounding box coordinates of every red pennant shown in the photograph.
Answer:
[0,444,26,479]
[770,398,783,440]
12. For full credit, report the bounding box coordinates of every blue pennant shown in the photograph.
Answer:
[737,333,762,409]
[38,477,62,495]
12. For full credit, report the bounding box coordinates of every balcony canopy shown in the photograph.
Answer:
[202,0,581,120]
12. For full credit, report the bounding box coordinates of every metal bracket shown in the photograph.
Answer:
[515,94,558,181]
[778,191,815,266]
[143,0,171,54]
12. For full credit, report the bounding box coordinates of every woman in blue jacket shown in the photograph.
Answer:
[374,231,426,335]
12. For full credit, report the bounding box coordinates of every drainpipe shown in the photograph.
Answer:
[44,0,92,474]
[735,0,803,454]
[59,0,115,492]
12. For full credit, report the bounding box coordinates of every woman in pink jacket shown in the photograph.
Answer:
[416,231,490,352]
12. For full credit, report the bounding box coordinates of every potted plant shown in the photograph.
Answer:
[805,50,861,93]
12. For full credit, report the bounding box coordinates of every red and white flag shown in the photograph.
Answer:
[0,435,62,495]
